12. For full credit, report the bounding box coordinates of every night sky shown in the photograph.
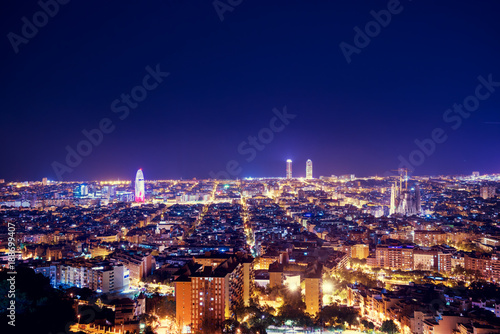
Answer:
[1,0,500,181]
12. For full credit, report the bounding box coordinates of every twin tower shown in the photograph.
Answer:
[286,159,313,179]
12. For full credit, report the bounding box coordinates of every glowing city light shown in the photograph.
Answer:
[135,169,145,202]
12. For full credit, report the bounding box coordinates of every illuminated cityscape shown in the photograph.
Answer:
[2,1,500,334]
[1,171,500,333]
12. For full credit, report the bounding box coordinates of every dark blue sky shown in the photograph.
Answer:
[1,0,500,181]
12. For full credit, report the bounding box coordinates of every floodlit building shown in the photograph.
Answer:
[351,244,369,259]
[135,169,145,202]
[390,169,421,216]
[304,264,322,316]
[306,159,313,179]
[286,159,292,179]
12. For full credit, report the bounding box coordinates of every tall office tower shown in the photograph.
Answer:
[306,159,313,179]
[286,159,292,179]
[81,184,89,196]
[389,169,421,216]
[42,177,48,186]
[135,169,145,202]
[472,171,480,178]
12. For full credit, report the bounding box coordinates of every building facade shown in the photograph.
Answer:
[175,256,254,332]
[376,245,414,270]
[306,159,313,179]
[286,159,292,179]
[135,169,145,202]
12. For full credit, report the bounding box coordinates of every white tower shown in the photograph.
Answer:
[286,159,292,179]
[135,169,145,202]
[306,159,313,179]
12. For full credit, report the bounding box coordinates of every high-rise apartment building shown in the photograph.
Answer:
[175,256,253,333]
[376,244,414,270]
[464,252,500,281]
[480,186,496,200]
[57,261,129,293]
[304,263,322,316]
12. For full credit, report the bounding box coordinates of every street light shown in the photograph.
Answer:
[323,281,333,294]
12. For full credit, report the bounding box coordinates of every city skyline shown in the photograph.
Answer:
[6,169,500,185]
[1,1,500,182]
[5,167,500,183]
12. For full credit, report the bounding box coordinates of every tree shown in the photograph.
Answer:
[139,313,158,325]
[276,289,312,327]
[361,319,375,330]
[146,293,175,318]
[0,267,75,334]
[222,319,239,333]
[380,320,399,334]
[317,304,359,328]
[198,317,222,334]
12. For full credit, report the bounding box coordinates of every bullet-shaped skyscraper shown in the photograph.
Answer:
[286,159,292,179]
[135,169,145,202]
[306,159,313,179]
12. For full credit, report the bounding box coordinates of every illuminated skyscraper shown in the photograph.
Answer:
[286,159,292,179]
[306,159,313,179]
[135,169,145,202]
